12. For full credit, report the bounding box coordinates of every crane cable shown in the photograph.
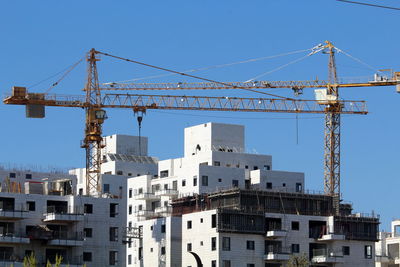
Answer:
[245,44,325,82]
[334,47,381,73]
[96,50,294,100]
[44,57,85,94]
[104,48,313,84]
[28,56,84,91]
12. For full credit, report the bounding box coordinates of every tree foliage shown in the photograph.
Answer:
[287,253,309,267]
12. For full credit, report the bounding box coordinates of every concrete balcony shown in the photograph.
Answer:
[136,210,156,220]
[311,250,344,264]
[0,233,30,244]
[264,252,290,261]
[43,206,84,223]
[43,213,84,223]
[154,206,172,216]
[47,231,83,247]
[264,247,291,262]
[375,255,390,263]
[134,192,160,201]
[317,233,345,241]
[266,230,287,239]
[154,189,178,197]
[0,210,28,220]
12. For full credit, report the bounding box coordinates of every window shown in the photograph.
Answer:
[79,188,83,195]
[202,176,208,186]
[291,244,300,253]
[84,228,93,238]
[200,218,203,223]
[83,252,92,262]
[128,173,132,176]
[232,180,239,187]
[214,161,220,166]
[266,182,272,189]
[247,264,255,267]
[109,251,118,265]
[164,184,168,190]
[282,183,286,187]
[160,170,169,178]
[128,205,132,215]
[138,204,143,211]
[296,183,302,192]
[127,254,132,265]
[245,165,249,169]
[343,246,350,255]
[218,178,222,182]
[103,184,110,193]
[200,241,203,246]
[172,181,178,190]
[116,170,123,175]
[182,179,186,187]
[211,214,216,228]
[222,237,231,251]
[161,224,166,233]
[246,240,255,250]
[253,166,258,170]
[211,237,216,251]
[187,220,192,229]
[25,173,32,179]
[193,177,197,186]
[9,173,16,178]
[211,260,216,267]
[104,171,112,175]
[291,221,300,230]
[129,189,132,198]
[187,243,192,252]
[222,260,231,267]
[110,203,118,217]
[263,165,271,170]
[109,227,118,241]
[365,245,372,259]
[27,201,35,211]
[84,204,93,214]
[161,246,166,255]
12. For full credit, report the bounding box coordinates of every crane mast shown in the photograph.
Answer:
[324,41,341,213]
[82,49,107,196]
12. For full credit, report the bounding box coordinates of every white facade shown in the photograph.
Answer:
[0,122,381,267]
[126,122,379,267]
[375,219,400,267]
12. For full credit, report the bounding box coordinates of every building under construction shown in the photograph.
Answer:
[126,122,379,267]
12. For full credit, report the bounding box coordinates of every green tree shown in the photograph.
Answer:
[287,253,309,267]
[23,252,37,267]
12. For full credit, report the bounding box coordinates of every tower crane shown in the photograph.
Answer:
[93,41,400,212]
[3,43,397,212]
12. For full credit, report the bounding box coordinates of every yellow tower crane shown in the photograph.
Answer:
[3,43,398,213]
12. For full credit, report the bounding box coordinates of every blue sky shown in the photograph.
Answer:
[1,0,399,229]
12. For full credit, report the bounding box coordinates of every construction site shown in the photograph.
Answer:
[1,3,400,265]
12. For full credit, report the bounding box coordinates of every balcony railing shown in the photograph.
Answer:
[311,249,344,263]
[0,232,30,244]
[134,192,160,200]
[264,246,291,261]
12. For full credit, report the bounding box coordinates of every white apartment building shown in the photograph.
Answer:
[0,122,381,267]
[0,135,157,267]
[126,122,379,267]
[375,219,400,267]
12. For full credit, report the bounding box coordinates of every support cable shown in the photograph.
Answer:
[334,47,380,73]
[104,48,312,83]
[45,57,84,94]
[96,50,293,100]
[28,56,84,90]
